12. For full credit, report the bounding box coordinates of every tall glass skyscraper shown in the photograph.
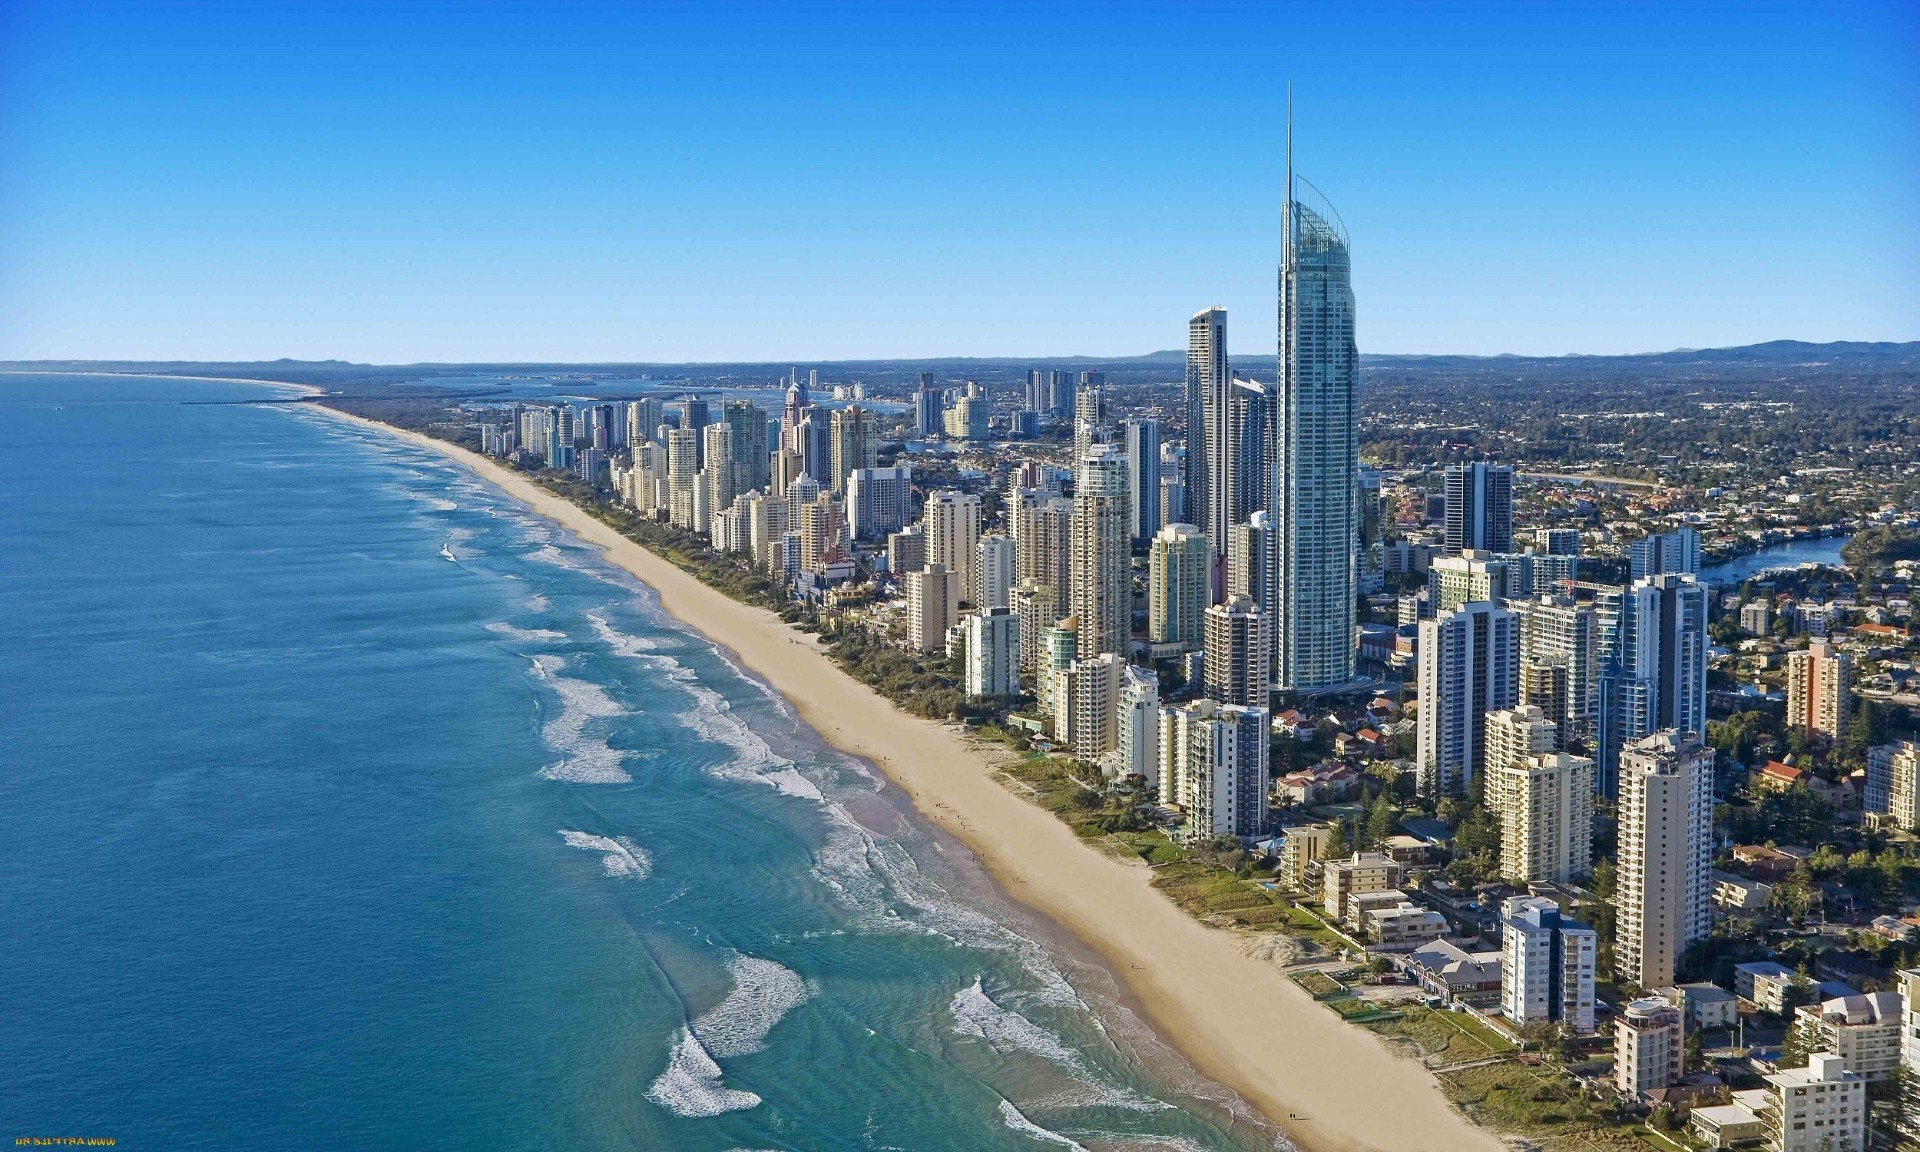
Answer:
[1185,307,1229,560]
[1273,170,1358,691]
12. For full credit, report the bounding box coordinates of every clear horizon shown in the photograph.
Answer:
[1,1,1916,362]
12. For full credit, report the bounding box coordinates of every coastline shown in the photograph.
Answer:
[302,400,1505,1152]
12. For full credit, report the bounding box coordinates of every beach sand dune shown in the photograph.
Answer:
[330,408,1506,1152]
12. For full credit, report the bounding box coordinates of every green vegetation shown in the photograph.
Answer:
[1438,1060,1629,1149]
[1368,1006,1514,1063]
[1291,970,1346,999]
[1845,525,1920,565]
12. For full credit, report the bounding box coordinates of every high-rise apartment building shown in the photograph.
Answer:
[1159,699,1271,840]
[1428,551,1510,615]
[1416,601,1519,795]
[1203,596,1271,709]
[1123,417,1162,546]
[1874,741,1920,827]
[627,396,662,448]
[1444,462,1514,555]
[1629,528,1701,583]
[1501,896,1597,1033]
[1510,594,1599,742]
[1111,667,1161,786]
[680,395,711,466]
[1073,378,1109,461]
[1070,445,1132,659]
[924,490,982,608]
[963,607,1020,699]
[1185,307,1228,558]
[1012,581,1058,680]
[1275,174,1358,691]
[1486,727,1594,884]
[1763,1054,1865,1152]
[975,535,1016,612]
[1616,731,1714,988]
[1149,523,1210,648]
[1055,652,1127,765]
[1786,637,1852,738]
[846,465,913,541]
[914,372,942,438]
[1599,574,1708,797]
[1035,615,1079,716]
[827,405,879,495]
[905,564,959,653]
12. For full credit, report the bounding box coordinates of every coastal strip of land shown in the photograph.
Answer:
[310,400,1506,1152]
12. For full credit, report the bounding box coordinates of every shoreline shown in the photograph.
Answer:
[303,403,1504,1152]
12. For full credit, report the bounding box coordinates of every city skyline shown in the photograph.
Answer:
[2,1,1915,363]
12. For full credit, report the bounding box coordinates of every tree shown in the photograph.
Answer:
[1324,819,1351,861]
[1364,793,1398,850]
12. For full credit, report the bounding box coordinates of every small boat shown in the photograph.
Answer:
[439,541,457,562]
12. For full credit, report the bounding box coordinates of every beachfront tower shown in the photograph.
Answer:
[1274,121,1359,691]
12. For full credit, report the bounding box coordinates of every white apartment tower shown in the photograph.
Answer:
[963,607,1020,699]
[1416,601,1519,795]
[1616,731,1714,989]
[1501,896,1598,1034]
[1159,699,1271,840]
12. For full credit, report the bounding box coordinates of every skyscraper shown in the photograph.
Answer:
[1444,462,1515,555]
[1025,369,1046,413]
[1274,141,1359,691]
[1203,596,1271,709]
[924,490,982,607]
[1047,370,1074,418]
[1220,376,1270,545]
[681,395,711,466]
[1123,417,1162,546]
[1185,307,1228,557]
[1159,699,1271,839]
[1073,377,1109,461]
[627,396,663,448]
[1598,574,1708,796]
[975,534,1016,612]
[1616,730,1713,988]
[914,372,942,438]
[722,398,770,495]
[963,607,1020,699]
[845,466,913,540]
[905,564,959,653]
[1148,523,1210,648]
[1070,445,1132,659]
[1416,600,1519,795]
[1629,528,1701,583]
[828,405,879,495]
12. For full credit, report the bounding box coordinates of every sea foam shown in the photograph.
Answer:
[644,952,811,1119]
[557,830,650,879]
[952,979,1166,1112]
[528,654,632,784]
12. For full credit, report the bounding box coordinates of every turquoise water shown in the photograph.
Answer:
[0,374,1281,1152]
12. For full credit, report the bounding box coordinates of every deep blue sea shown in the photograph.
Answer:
[0,374,1280,1152]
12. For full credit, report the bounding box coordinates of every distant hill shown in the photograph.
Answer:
[5,340,1915,391]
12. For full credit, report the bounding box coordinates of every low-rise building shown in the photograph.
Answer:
[1355,892,1447,949]
[1712,870,1774,914]
[1322,852,1403,924]
[1277,824,1333,891]
[1734,961,1800,1013]
[1657,982,1740,1031]
[1407,939,1503,1007]
[1689,1089,1773,1148]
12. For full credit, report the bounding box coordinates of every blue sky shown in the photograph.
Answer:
[1,1,1914,362]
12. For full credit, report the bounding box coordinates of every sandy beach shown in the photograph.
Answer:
[313,402,1507,1152]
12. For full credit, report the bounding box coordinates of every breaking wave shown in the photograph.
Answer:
[557,829,650,878]
[528,654,632,784]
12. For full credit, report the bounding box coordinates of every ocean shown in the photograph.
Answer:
[0,373,1282,1152]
